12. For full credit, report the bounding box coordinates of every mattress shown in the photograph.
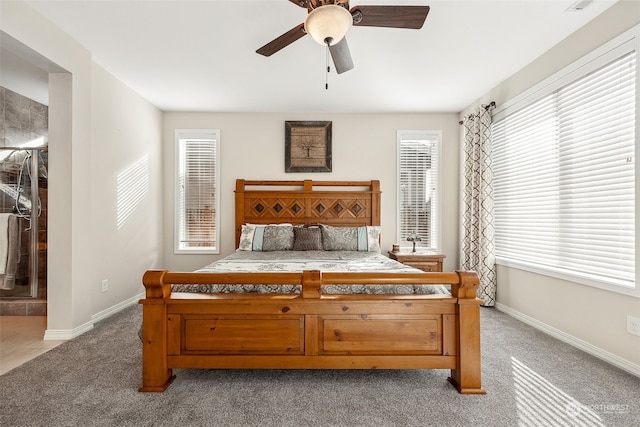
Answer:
[174,250,450,295]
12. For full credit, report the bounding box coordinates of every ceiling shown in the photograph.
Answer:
[14,0,619,113]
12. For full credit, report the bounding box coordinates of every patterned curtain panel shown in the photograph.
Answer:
[461,105,496,306]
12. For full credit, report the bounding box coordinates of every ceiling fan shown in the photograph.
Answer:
[256,0,430,75]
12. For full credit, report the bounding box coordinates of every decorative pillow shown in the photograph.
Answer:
[366,226,381,253]
[321,224,358,251]
[238,223,293,251]
[293,227,323,251]
[238,224,257,251]
[320,225,381,252]
[262,225,294,251]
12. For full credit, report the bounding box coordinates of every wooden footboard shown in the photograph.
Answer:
[138,270,485,394]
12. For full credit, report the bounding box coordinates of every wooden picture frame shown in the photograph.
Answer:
[285,121,332,173]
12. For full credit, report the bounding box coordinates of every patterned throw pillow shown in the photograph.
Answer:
[366,226,381,253]
[293,227,323,251]
[262,225,294,251]
[320,224,358,251]
[319,224,381,252]
[238,224,257,251]
[238,223,294,251]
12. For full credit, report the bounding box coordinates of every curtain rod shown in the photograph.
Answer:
[458,101,496,125]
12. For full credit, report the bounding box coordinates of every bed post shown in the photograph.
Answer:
[301,270,322,299]
[448,270,486,394]
[371,180,381,226]
[138,270,175,392]
[235,179,246,248]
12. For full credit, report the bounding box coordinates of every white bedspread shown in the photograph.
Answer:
[174,251,450,295]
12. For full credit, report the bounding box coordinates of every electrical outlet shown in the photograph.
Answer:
[101,279,109,293]
[627,315,640,336]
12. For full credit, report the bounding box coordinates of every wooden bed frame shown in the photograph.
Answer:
[139,179,485,394]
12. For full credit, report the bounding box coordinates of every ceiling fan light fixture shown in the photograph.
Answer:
[304,5,353,46]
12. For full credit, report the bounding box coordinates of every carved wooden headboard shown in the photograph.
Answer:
[235,179,381,247]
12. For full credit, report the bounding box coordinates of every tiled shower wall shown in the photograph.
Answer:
[0,86,48,147]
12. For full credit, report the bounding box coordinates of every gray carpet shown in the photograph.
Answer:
[1,305,638,427]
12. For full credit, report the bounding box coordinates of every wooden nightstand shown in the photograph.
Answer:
[388,251,446,272]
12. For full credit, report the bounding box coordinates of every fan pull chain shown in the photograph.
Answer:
[325,44,330,90]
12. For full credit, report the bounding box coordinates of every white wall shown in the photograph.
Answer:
[90,64,163,316]
[462,0,640,372]
[1,0,163,335]
[162,112,460,273]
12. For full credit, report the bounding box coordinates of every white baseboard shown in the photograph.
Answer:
[495,302,640,379]
[90,292,144,324]
[44,322,93,341]
[43,292,144,341]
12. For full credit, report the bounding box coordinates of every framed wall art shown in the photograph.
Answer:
[285,121,332,173]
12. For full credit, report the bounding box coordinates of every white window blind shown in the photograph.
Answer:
[397,131,441,251]
[175,130,220,254]
[493,45,636,291]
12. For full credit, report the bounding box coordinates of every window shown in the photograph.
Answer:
[397,130,441,251]
[492,26,637,295]
[175,129,220,254]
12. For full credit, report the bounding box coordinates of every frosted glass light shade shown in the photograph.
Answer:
[304,5,353,46]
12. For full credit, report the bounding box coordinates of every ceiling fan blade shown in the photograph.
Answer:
[256,23,306,57]
[289,0,350,7]
[329,37,354,74]
[350,5,430,29]
[288,0,308,8]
